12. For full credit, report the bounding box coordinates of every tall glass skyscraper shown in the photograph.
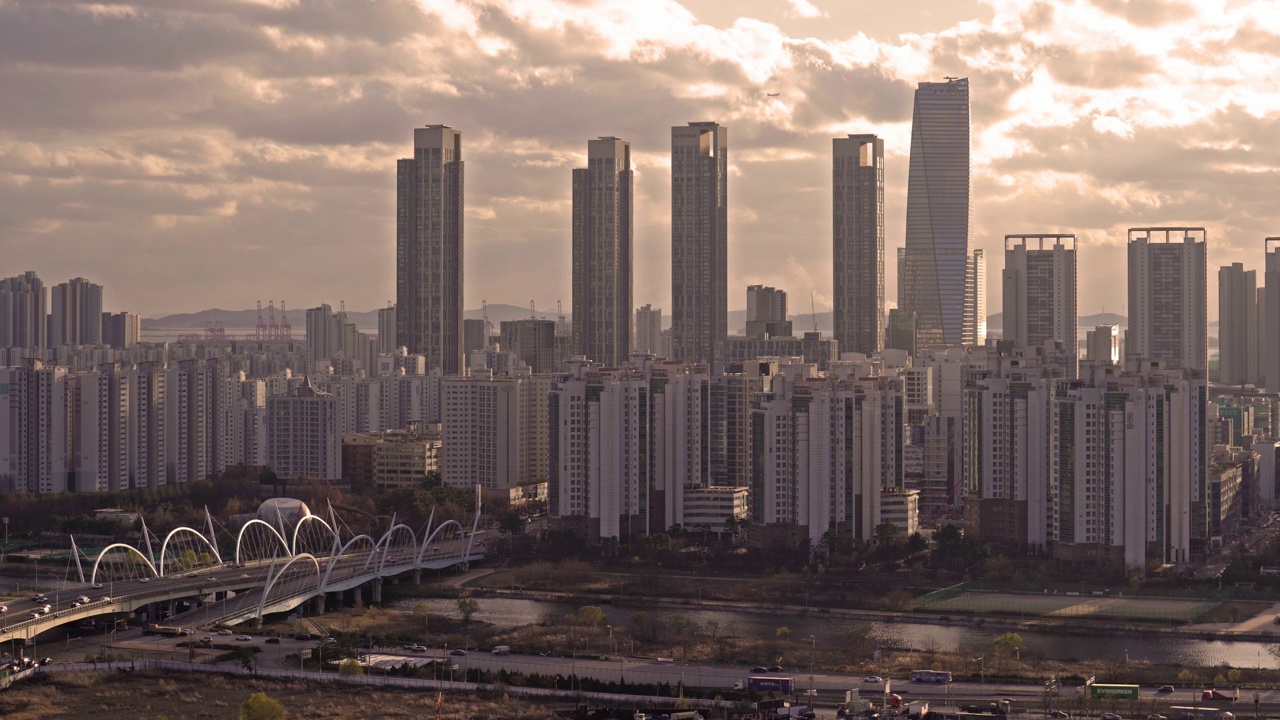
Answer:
[396,125,464,375]
[671,122,728,365]
[901,78,971,350]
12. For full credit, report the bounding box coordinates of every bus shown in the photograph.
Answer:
[1089,683,1140,699]
[912,669,953,683]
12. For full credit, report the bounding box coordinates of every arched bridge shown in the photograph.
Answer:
[0,504,485,645]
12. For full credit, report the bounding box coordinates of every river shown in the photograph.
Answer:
[388,596,1280,670]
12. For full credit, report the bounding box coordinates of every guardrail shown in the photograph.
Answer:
[7,659,737,709]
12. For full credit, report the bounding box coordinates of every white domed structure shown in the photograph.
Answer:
[257,498,311,525]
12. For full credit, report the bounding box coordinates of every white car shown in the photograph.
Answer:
[92,583,104,589]
[218,629,233,636]
[235,635,252,642]
[99,596,112,602]
[77,595,91,604]
[72,601,82,608]
[138,577,151,583]
[0,605,7,613]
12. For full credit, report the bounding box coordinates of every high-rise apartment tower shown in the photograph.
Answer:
[833,134,885,355]
[671,122,728,365]
[1127,227,1207,371]
[1003,235,1077,374]
[572,137,633,367]
[396,125,464,375]
[1219,262,1258,386]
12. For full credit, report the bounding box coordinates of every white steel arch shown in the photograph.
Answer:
[290,514,339,557]
[234,519,292,565]
[91,543,160,585]
[256,552,321,621]
[416,519,464,566]
[157,526,223,577]
[374,524,418,574]
[323,534,377,589]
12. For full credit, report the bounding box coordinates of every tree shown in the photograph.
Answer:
[874,522,902,546]
[240,692,286,720]
[775,626,792,642]
[457,596,480,624]
[339,658,364,676]
[993,632,1023,657]
[575,605,607,627]
[413,602,431,633]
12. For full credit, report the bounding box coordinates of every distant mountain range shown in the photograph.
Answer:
[147,307,1137,336]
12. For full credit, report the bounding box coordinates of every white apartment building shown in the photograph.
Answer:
[266,379,339,480]
[441,370,550,491]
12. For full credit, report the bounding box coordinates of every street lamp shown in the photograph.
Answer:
[607,624,615,655]
[807,635,816,700]
[2,516,8,563]
[974,655,985,685]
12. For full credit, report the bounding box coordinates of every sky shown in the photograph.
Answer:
[2,0,1279,320]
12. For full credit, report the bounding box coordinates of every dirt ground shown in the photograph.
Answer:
[0,669,553,720]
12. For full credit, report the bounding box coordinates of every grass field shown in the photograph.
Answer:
[925,590,1236,622]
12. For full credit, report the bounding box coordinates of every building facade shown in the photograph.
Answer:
[396,125,464,374]
[833,134,885,356]
[671,122,728,365]
[1003,235,1078,376]
[572,137,634,367]
[1127,227,1208,371]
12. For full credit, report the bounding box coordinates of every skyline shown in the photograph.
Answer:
[2,0,1279,319]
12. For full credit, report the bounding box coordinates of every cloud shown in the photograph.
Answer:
[0,0,1276,322]
[784,0,827,19]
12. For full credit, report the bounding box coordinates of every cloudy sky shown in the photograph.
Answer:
[3,0,1279,321]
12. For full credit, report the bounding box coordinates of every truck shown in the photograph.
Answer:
[491,645,510,655]
[735,676,795,693]
[1202,689,1238,703]
[1172,707,1236,720]
[959,700,1012,716]
[145,624,185,637]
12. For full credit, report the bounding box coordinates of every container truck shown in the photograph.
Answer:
[735,676,795,693]
[1201,689,1238,703]
[1172,707,1235,720]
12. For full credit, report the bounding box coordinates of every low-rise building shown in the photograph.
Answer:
[342,424,441,491]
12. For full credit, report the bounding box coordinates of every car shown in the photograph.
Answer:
[1157,686,1175,694]
[138,577,151,583]
[1148,715,1168,720]
[295,633,312,641]
[41,605,52,613]
[0,605,6,613]
[410,645,427,652]
[99,596,112,602]
[324,637,337,645]
[179,629,193,636]
[266,637,281,644]
[240,573,250,579]
[864,676,885,684]
[72,601,82,608]
[1049,711,1070,718]
[218,629,233,636]
[205,575,217,580]
[185,572,198,578]
[30,611,43,619]
[200,635,213,643]
[768,665,784,672]
[751,666,769,673]
[1100,714,1123,720]
[92,583,104,589]
[449,649,467,656]
[77,595,91,604]
[235,635,252,642]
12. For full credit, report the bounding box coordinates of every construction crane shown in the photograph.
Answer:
[280,301,292,341]
[255,301,267,342]
[482,300,493,346]
[557,300,567,335]
[268,300,279,341]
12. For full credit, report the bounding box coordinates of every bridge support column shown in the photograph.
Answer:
[372,578,383,605]
[413,569,421,585]
[352,586,363,608]
[168,600,177,619]
[312,595,325,616]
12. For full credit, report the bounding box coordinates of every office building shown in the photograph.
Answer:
[635,304,662,356]
[1127,227,1208,370]
[50,277,103,347]
[396,125,464,374]
[572,137,633,367]
[1219,262,1258,386]
[901,78,971,350]
[1003,235,1077,375]
[671,122,728,365]
[0,271,47,349]
[885,309,917,357]
[833,134,885,356]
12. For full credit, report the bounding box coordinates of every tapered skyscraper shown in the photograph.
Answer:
[833,134,884,356]
[671,122,728,365]
[572,137,633,367]
[901,78,971,350]
[1127,227,1207,371]
[396,125,464,374]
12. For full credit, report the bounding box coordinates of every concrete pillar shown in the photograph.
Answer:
[353,586,363,607]
[372,578,383,605]
[413,569,422,585]
[312,594,325,616]
[168,600,177,619]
